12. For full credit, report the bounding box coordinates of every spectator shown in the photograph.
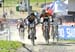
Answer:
[3,11,7,18]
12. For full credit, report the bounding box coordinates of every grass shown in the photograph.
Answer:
[59,39,75,43]
[4,0,19,6]
[0,40,22,52]
[3,0,53,6]
[30,0,53,3]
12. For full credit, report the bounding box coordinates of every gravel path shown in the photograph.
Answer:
[16,42,75,52]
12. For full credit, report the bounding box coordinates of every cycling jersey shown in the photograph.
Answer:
[25,17,37,25]
[28,18,35,23]
[19,23,24,28]
[43,17,49,22]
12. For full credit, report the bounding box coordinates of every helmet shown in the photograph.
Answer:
[18,18,23,22]
[30,12,35,17]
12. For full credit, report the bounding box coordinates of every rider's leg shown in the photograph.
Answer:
[34,27,37,39]
[48,25,50,39]
[28,27,31,39]
[42,24,44,35]
[51,25,55,41]
[22,28,25,40]
[42,24,45,39]
[55,25,59,41]
[53,25,59,42]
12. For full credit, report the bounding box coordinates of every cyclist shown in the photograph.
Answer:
[17,18,25,40]
[25,13,38,39]
[40,10,50,32]
[52,14,62,42]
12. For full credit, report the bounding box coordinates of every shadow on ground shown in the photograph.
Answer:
[36,42,72,46]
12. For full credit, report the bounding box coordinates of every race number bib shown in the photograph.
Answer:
[44,22,48,26]
[30,24,34,27]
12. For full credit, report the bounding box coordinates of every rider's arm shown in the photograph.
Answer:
[40,14,44,23]
[25,19,29,25]
[40,18,43,23]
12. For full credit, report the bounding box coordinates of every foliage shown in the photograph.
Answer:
[0,40,22,52]
[30,0,53,3]
[3,0,53,6]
